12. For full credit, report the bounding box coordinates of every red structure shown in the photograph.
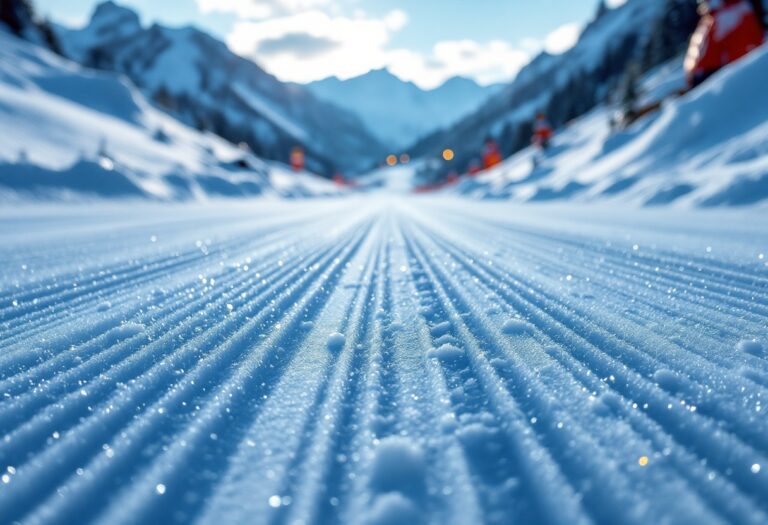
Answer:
[482,139,502,170]
[685,0,764,87]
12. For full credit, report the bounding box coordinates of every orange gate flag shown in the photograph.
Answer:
[482,140,502,170]
[291,146,306,172]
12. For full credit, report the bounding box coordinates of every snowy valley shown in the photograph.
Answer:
[1,0,766,206]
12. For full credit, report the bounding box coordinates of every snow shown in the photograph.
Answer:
[429,321,451,338]
[366,492,422,525]
[426,344,465,363]
[357,163,424,194]
[653,369,691,395]
[446,44,768,207]
[1,197,767,524]
[369,437,426,497]
[327,332,346,352]
[501,319,533,335]
[738,340,765,357]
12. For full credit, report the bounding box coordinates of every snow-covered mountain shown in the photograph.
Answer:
[443,46,768,207]
[409,0,675,175]
[306,69,501,148]
[0,30,343,200]
[54,1,387,176]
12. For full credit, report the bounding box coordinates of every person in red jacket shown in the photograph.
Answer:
[290,146,305,172]
[482,138,502,170]
[532,113,553,150]
[684,0,765,88]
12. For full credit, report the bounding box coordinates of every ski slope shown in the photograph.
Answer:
[1,198,767,525]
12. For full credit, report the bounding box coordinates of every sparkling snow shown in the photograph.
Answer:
[1,198,767,524]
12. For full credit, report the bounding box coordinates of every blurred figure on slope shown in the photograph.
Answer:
[684,0,765,88]
[530,113,554,168]
[532,113,553,151]
[482,137,503,170]
[290,146,305,172]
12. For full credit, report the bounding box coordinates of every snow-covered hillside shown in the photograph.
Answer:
[445,46,768,207]
[1,198,767,524]
[54,1,387,175]
[306,70,500,148]
[408,0,671,173]
[0,30,342,200]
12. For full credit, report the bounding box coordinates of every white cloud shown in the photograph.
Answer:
[197,0,333,20]
[227,10,407,83]
[389,40,530,89]
[226,9,530,89]
[543,22,582,55]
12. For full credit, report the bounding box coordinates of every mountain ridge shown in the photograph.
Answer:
[305,68,502,149]
[406,0,683,179]
[54,1,387,176]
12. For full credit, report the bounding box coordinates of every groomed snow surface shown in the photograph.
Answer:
[1,198,767,525]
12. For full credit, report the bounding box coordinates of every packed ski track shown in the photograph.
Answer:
[1,197,767,525]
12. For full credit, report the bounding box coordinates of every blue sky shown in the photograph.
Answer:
[36,0,627,88]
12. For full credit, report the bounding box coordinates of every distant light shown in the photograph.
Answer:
[442,149,455,161]
[98,157,114,171]
[638,456,649,467]
[386,154,398,167]
[400,153,410,164]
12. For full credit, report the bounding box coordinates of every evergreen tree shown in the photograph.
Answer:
[619,62,641,125]
[87,47,114,70]
[38,22,59,54]
[152,85,176,112]
[1,0,34,35]
[750,0,767,28]
[641,0,699,71]
[512,121,534,153]
[499,123,515,156]
[97,138,110,159]
[0,0,61,53]
[153,127,171,144]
